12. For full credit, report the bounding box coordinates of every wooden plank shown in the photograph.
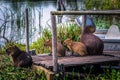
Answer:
[32,65,54,80]
[32,55,52,62]
[58,56,119,66]
[103,51,120,57]
[33,55,120,69]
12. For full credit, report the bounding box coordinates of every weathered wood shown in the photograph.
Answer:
[32,55,120,69]
[51,14,58,72]
[82,15,86,34]
[25,8,29,53]
[103,51,120,58]
[32,55,52,62]
[32,65,54,80]
[51,10,120,15]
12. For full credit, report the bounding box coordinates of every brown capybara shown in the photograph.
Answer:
[44,39,66,57]
[81,26,104,55]
[64,38,87,56]
[6,45,33,68]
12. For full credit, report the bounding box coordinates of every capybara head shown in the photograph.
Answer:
[44,39,52,46]
[6,45,20,55]
[84,26,95,33]
[64,38,72,46]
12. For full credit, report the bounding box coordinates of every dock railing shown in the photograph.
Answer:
[50,10,120,73]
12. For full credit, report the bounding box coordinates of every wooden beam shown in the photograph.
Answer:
[51,10,120,15]
[32,65,54,80]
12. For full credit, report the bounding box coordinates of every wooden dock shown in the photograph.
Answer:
[32,54,120,69]
[32,51,120,80]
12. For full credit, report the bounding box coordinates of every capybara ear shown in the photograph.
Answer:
[64,38,72,45]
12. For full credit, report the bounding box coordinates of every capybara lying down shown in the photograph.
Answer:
[44,39,66,57]
[64,38,87,56]
[6,45,33,68]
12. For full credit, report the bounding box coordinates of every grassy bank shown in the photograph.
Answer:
[0,54,120,80]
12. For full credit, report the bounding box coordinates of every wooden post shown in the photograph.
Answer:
[51,14,58,73]
[82,15,86,34]
[25,8,29,53]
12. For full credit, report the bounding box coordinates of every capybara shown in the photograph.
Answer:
[6,45,33,68]
[44,39,66,57]
[64,38,87,56]
[81,26,104,55]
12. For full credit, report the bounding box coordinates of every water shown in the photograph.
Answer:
[0,0,84,45]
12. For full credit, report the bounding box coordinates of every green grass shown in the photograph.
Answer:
[0,54,120,80]
[0,54,46,80]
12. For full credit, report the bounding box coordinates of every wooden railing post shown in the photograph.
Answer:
[25,8,29,53]
[51,14,58,73]
[82,15,86,34]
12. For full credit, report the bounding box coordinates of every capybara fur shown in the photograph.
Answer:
[81,26,104,55]
[64,38,87,56]
[44,39,66,57]
[6,45,33,68]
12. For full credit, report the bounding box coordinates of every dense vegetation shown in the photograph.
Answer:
[0,0,120,79]
[85,0,120,10]
[0,54,120,80]
[30,22,81,54]
[0,55,47,80]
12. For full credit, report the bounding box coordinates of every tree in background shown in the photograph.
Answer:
[85,0,120,29]
[85,0,120,10]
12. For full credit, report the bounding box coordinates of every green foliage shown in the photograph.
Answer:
[30,28,51,54]
[98,69,120,80]
[57,22,81,43]
[0,42,26,54]
[30,22,81,54]
[42,28,52,39]
[30,37,50,54]
[85,0,120,30]
[95,19,111,29]
[85,0,120,10]
[0,54,46,80]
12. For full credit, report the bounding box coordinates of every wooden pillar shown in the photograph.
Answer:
[25,8,29,53]
[82,15,86,34]
[51,14,58,73]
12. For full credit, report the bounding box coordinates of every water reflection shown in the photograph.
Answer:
[0,0,84,45]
